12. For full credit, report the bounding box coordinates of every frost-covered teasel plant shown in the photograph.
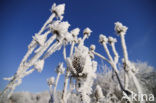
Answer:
[66,41,97,103]
[90,22,144,102]
[0,2,150,103]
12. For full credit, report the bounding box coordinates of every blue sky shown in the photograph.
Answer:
[0,0,156,92]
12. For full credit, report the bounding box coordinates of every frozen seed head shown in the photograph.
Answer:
[51,3,65,19]
[71,28,80,37]
[66,58,77,74]
[99,34,108,44]
[51,21,70,35]
[34,60,44,72]
[47,77,55,86]
[56,63,65,74]
[108,36,117,44]
[83,27,92,38]
[90,44,96,51]
[64,32,73,44]
[72,46,96,77]
[114,22,128,35]
[72,56,84,75]
[50,21,70,41]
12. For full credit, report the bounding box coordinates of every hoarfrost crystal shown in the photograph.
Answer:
[66,44,97,103]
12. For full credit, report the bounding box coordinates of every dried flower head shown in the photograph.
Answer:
[50,21,70,41]
[67,46,94,77]
[47,77,55,86]
[90,44,96,51]
[83,27,92,38]
[71,28,80,37]
[63,32,73,44]
[99,34,108,44]
[114,22,128,35]
[51,3,65,19]
[108,36,117,44]
[72,56,84,75]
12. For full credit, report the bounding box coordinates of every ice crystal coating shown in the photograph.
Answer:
[47,77,55,86]
[108,36,117,44]
[99,34,108,43]
[83,27,92,38]
[114,22,128,35]
[34,60,44,72]
[56,63,65,74]
[51,3,65,19]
